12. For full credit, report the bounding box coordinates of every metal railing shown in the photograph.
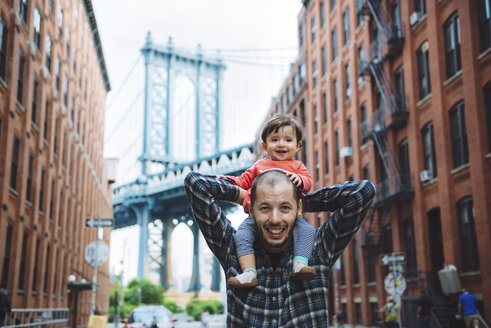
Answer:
[3,308,69,328]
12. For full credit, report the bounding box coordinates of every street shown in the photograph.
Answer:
[106,314,227,328]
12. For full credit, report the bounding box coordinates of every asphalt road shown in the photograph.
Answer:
[107,314,227,328]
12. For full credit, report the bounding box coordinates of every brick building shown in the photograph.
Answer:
[258,0,491,326]
[0,0,112,323]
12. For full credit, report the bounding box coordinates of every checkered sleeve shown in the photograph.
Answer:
[184,171,240,267]
[303,180,375,262]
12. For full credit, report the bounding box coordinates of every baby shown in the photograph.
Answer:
[219,114,316,288]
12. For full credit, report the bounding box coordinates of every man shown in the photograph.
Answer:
[185,170,375,327]
[0,288,11,327]
[458,288,483,328]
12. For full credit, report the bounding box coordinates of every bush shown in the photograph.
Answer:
[185,299,224,321]
[163,299,183,313]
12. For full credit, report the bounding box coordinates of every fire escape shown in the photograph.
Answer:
[357,0,411,255]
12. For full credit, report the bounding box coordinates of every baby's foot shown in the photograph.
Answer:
[290,260,316,282]
[227,270,258,288]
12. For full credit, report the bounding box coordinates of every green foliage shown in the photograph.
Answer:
[162,299,183,313]
[124,278,164,305]
[185,299,224,321]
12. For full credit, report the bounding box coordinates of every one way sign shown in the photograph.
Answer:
[85,218,114,228]
[379,253,406,266]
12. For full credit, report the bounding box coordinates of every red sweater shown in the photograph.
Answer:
[226,158,312,213]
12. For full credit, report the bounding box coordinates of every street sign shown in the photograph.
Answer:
[85,218,113,228]
[85,240,109,266]
[384,272,407,296]
[379,252,406,265]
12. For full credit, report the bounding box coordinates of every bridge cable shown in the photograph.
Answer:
[106,54,143,111]
[104,89,144,143]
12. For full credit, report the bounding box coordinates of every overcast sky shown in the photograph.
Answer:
[93,0,302,284]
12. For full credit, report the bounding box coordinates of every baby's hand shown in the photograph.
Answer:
[286,172,303,188]
[216,175,229,180]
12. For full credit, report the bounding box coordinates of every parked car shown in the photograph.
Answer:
[123,305,176,328]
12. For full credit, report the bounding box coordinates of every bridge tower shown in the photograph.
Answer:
[136,32,226,291]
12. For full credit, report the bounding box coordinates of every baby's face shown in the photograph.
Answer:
[262,125,301,161]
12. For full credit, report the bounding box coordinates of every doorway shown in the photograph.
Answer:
[427,208,444,292]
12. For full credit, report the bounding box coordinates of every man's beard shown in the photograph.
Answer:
[258,227,293,252]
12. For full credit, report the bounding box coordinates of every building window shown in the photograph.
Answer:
[363,164,370,180]
[19,0,28,24]
[43,101,49,141]
[398,139,410,188]
[30,79,39,127]
[57,3,63,41]
[46,35,52,72]
[333,78,338,113]
[367,231,376,282]
[383,224,393,254]
[299,60,306,85]
[394,65,405,111]
[322,92,327,124]
[361,103,368,143]
[292,74,297,96]
[34,8,42,50]
[315,150,320,181]
[26,153,34,203]
[358,43,365,79]
[373,26,382,61]
[49,180,55,220]
[312,59,318,89]
[392,0,402,37]
[345,62,351,98]
[54,116,59,156]
[63,76,68,105]
[370,302,380,325]
[355,303,362,325]
[55,57,60,91]
[314,105,318,134]
[10,134,20,191]
[0,17,8,81]
[321,0,325,27]
[443,13,461,78]
[457,197,480,272]
[311,15,316,44]
[343,7,350,45]
[332,26,338,61]
[0,223,13,288]
[17,51,25,104]
[415,0,426,14]
[417,42,431,99]
[321,43,327,75]
[449,101,469,168]
[340,255,346,286]
[353,238,360,284]
[335,129,340,165]
[422,122,437,178]
[43,245,50,294]
[331,0,336,11]
[478,0,491,52]
[324,140,329,175]
[484,83,491,152]
[347,117,352,147]
[32,239,40,292]
[39,168,45,212]
[403,217,417,277]
[18,232,28,291]
[299,23,304,49]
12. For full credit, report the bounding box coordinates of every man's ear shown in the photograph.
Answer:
[248,202,253,217]
[261,141,267,151]
[297,198,302,217]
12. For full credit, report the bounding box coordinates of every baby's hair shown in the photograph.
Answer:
[261,114,304,143]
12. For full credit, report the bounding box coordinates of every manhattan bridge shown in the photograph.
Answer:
[106,32,295,292]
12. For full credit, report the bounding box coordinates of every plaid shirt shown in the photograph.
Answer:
[184,172,375,328]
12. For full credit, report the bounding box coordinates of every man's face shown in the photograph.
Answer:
[249,180,301,254]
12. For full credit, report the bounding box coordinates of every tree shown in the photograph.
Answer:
[124,278,164,305]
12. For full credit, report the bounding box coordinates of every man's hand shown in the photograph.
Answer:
[285,172,304,188]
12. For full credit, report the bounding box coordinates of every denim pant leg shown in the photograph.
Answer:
[293,217,316,259]
[235,217,257,257]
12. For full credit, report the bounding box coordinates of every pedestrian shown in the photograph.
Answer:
[383,296,398,328]
[417,305,430,328]
[185,168,375,327]
[201,309,209,328]
[458,288,485,328]
[0,288,11,327]
[218,114,316,288]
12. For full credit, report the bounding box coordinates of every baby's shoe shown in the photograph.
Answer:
[227,269,258,288]
[290,260,316,282]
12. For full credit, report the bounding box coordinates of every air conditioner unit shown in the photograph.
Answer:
[340,147,353,158]
[410,12,423,26]
[420,170,432,182]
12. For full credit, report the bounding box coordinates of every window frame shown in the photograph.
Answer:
[417,42,431,99]
[421,121,437,178]
[332,25,338,61]
[478,0,491,52]
[449,101,469,168]
[343,6,350,45]
[10,134,20,191]
[0,16,8,81]
[443,12,462,78]
[456,196,480,272]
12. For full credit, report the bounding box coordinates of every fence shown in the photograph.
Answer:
[2,308,69,328]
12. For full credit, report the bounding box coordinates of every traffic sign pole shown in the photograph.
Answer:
[90,217,101,316]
